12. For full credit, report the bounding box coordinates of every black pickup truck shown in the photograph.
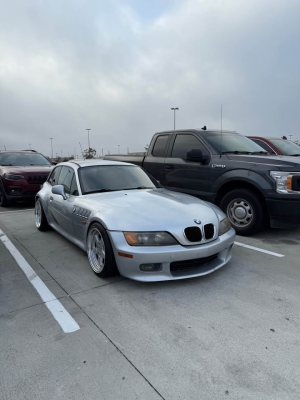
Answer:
[105,129,300,235]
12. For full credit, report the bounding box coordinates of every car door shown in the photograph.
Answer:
[48,166,76,235]
[163,133,212,201]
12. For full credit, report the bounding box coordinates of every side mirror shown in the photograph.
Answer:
[187,149,204,163]
[52,185,67,200]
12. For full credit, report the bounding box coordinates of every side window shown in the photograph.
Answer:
[57,167,74,194]
[48,166,62,186]
[152,135,169,157]
[252,139,275,154]
[70,175,79,196]
[171,134,209,160]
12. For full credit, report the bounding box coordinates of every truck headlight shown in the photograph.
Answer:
[123,231,178,246]
[4,174,25,180]
[270,171,300,194]
[219,217,231,236]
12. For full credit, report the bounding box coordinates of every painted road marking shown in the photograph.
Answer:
[0,229,80,333]
[0,208,34,213]
[234,241,284,258]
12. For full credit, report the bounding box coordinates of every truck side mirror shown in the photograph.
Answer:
[187,149,204,163]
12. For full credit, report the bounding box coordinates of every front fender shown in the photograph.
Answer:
[212,169,274,193]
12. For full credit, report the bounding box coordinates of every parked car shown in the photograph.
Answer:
[0,150,53,206]
[248,136,300,156]
[34,160,235,282]
[104,129,300,235]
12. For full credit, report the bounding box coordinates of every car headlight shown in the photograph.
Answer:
[219,217,231,236]
[4,174,25,180]
[123,231,178,246]
[270,171,300,194]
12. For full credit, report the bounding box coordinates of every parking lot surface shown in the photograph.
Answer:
[1,204,300,400]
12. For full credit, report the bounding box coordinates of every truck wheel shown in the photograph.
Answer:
[0,182,10,207]
[220,189,267,236]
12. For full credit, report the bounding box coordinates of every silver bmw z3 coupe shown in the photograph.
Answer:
[35,160,235,282]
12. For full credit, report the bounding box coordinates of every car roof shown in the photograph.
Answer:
[0,150,39,153]
[155,129,238,135]
[65,159,134,168]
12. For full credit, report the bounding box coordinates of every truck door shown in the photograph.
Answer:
[163,133,212,201]
[143,134,171,183]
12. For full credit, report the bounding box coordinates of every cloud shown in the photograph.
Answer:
[0,0,299,156]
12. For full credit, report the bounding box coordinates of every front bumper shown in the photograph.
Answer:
[4,183,41,201]
[266,198,300,229]
[108,228,236,282]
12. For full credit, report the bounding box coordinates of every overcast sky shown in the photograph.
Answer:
[0,0,299,157]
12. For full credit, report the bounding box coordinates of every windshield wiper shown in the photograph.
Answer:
[221,151,254,155]
[290,154,300,156]
[122,186,154,190]
[84,189,116,194]
[221,151,267,155]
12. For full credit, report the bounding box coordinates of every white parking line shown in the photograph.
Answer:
[0,229,80,333]
[234,241,284,258]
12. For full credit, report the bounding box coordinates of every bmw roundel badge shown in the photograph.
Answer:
[194,219,201,224]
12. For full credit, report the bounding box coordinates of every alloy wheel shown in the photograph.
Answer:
[87,227,106,273]
[227,198,253,228]
[35,200,42,228]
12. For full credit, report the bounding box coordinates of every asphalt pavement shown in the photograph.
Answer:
[0,206,300,400]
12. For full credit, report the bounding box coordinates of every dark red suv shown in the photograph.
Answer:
[248,136,300,156]
[0,150,53,207]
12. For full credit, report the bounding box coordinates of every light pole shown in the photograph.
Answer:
[289,135,293,141]
[49,138,53,159]
[86,129,91,148]
[118,145,120,154]
[86,129,91,158]
[28,143,31,150]
[171,107,179,130]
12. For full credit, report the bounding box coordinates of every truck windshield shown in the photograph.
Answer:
[0,152,51,166]
[268,139,300,156]
[205,133,267,154]
[79,165,159,194]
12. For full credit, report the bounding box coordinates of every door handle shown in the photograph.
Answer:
[49,196,53,202]
[165,165,174,170]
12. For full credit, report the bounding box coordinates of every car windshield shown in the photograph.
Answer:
[268,139,300,156]
[0,152,51,166]
[205,133,267,154]
[79,165,159,194]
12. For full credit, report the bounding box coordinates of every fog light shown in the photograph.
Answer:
[140,263,162,272]
[10,188,21,195]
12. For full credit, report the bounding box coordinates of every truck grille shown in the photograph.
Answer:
[184,227,202,242]
[27,175,48,184]
[292,176,300,191]
[170,254,218,272]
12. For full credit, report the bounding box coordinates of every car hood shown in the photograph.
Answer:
[226,154,300,171]
[80,189,225,243]
[1,165,53,175]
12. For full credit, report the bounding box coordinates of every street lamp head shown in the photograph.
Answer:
[171,107,179,110]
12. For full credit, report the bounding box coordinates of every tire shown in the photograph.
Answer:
[220,189,267,236]
[35,198,49,231]
[86,222,119,278]
[0,182,10,207]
